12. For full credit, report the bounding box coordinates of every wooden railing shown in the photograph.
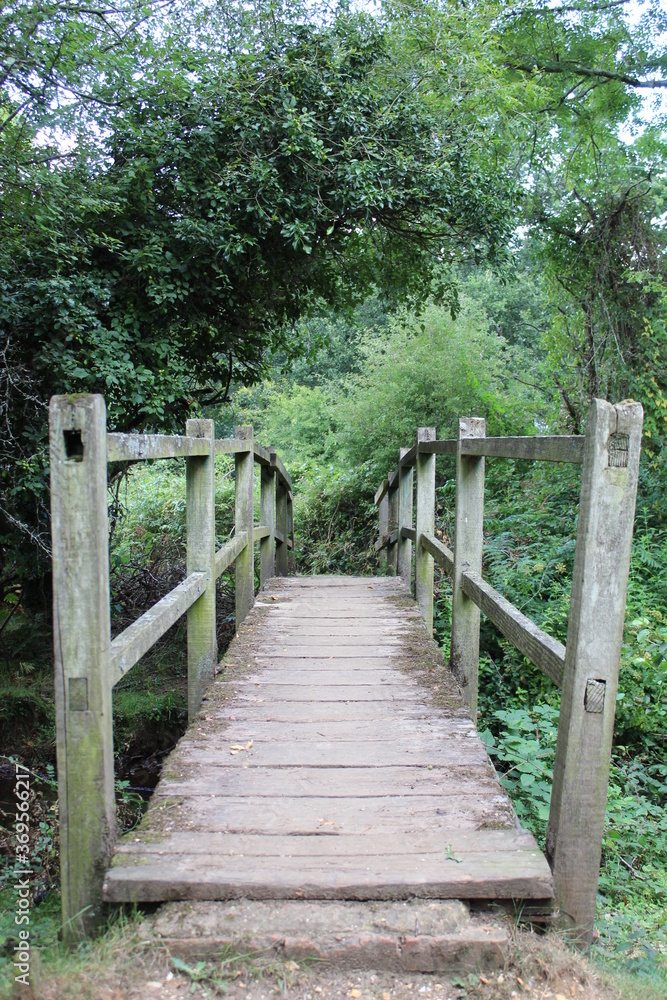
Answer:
[49,394,293,942]
[374,398,643,944]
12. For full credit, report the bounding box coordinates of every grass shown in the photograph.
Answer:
[0,895,664,1000]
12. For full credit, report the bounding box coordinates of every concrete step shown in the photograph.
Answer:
[141,899,510,974]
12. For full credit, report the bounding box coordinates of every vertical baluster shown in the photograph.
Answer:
[415,426,436,631]
[450,417,485,718]
[235,425,254,624]
[186,418,217,719]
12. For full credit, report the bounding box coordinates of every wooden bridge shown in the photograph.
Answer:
[49,395,643,950]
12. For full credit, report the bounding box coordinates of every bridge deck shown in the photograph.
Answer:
[103,576,553,904]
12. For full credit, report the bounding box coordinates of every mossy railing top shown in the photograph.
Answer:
[373,399,643,946]
[50,393,293,943]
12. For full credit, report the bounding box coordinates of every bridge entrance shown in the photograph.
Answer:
[103,576,552,905]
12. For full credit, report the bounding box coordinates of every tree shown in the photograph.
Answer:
[0,3,518,588]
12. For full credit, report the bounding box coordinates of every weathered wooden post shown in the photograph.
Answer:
[50,394,115,943]
[274,451,288,577]
[415,427,436,630]
[546,399,643,945]
[397,448,413,581]
[186,418,217,720]
[288,492,295,571]
[235,426,254,625]
[387,479,399,576]
[450,417,485,718]
[378,485,389,574]
[260,463,276,587]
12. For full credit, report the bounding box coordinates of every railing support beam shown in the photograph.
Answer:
[450,417,485,719]
[50,394,115,944]
[546,399,643,945]
[186,418,217,720]
[415,427,436,630]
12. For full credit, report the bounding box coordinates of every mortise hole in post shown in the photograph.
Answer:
[584,678,606,714]
[608,433,629,469]
[69,677,89,712]
[64,429,84,462]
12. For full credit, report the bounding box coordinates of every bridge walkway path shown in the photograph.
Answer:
[103,576,553,905]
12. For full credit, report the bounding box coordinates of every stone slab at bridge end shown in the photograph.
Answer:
[104,576,553,973]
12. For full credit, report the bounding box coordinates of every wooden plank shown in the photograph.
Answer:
[451,417,485,718]
[374,533,390,552]
[399,444,417,469]
[111,573,206,686]
[214,532,248,579]
[51,394,115,942]
[114,828,539,858]
[196,719,476,741]
[107,432,209,461]
[420,534,454,576]
[547,399,643,943]
[228,669,412,686]
[461,571,565,688]
[209,700,469,723]
[246,646,401,657]
[186,419,217,720]
[153,764,499,799]
[460,435,584,464]
[144,791,514,829]
[178,739,490,767]
[103,850,551,903]
[401,526,416,543]
[235,426,254,624]
[253,524,271,542]
[213,683,428,702]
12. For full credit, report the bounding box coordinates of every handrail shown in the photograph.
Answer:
[372,401,643,943]
[110,572,207,687]
[49,395,294,943]
[215,531,249,580]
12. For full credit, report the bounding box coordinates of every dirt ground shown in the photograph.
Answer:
[26,925,629,1000]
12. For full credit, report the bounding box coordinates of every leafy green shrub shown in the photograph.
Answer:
[293,463,380,576]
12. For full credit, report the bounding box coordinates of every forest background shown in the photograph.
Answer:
[0,0,666,993]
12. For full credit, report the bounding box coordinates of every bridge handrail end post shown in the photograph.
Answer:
[546,397,643,946]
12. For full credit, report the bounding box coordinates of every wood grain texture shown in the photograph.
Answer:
[234,426,254,624]
[104,576,553,906]
[546,399,643,942]
[186,419,217,720]
[451,417,485,718]
[416,428,436,631]
[461,572,565,688]
[214,532,248,579]
[421,534,454,576]
[111,572,206,686]
[51,395,116,942]
[459,435,584,464]
[107,432,211,461]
